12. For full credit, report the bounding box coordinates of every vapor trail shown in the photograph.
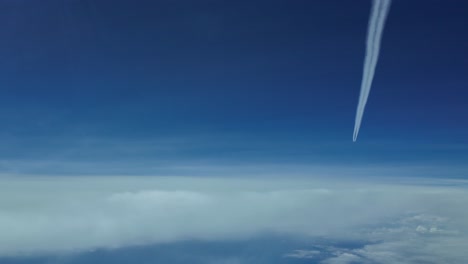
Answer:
[353,0,391,142]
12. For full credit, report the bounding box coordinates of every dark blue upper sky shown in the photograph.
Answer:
[0,0,467,176]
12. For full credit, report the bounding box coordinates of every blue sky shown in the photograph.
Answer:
[0,0,467,263]
[0,0,467,176]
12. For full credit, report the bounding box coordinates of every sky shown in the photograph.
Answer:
[0,0,467,176]
[0,0,467,263]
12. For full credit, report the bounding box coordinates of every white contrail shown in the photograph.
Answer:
[353,0,391,142]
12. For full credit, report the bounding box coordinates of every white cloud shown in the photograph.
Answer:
[285,207,468,263]
[322,252,363,264]
[284,249,321,259]
[1,175,468,263]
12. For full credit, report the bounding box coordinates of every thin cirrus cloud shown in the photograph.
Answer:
[0,174,468,262]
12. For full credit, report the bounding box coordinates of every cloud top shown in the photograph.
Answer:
[0,175,468,262]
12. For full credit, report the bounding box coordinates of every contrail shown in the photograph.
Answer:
[353,0,391,142]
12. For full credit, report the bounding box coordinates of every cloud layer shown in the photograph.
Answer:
[1,175,468,263]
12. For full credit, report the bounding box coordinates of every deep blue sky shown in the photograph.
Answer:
[0,0,467,176]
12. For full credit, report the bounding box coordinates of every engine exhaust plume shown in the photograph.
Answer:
[353,0,391,142]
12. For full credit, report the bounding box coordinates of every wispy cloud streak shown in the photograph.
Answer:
[353,0,391,142]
